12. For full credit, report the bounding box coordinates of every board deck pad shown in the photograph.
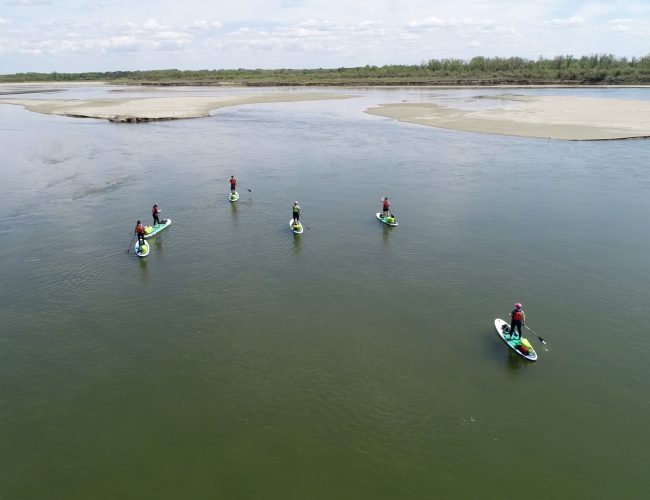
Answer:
[376,213,398,226]
[494,318,537,361]
[144,218,172,239]
[290,219,303,234]
[135,240,149,257]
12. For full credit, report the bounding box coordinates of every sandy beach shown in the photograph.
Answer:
[0,93,359,122]
[365,95,650,140]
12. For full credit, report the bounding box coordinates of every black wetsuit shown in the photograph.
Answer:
[510,309,524,338]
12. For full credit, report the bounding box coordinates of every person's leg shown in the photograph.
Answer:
[515,322,522,339]
[509,320,516,336]
[295,213,299,222]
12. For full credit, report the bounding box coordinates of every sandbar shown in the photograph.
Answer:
[0,93,359,123]
[364,95,650,140]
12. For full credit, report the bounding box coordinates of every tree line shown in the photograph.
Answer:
[2,54,650,85]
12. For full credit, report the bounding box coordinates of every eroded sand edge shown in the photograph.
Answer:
[0,93,359,123]
[364,95,650,140]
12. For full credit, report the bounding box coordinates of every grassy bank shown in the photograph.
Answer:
[2,54,650,86]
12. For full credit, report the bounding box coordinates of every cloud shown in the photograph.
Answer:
[468,39,481,46]
[141,19,171,31]
[211,21,223,28]
[0,17,10,24]
[409,17,450,28]
[542,17,586,29]
[610,25,631,32]
[204,19,388,54]
[408,17,499,29]
[4,0,51,5]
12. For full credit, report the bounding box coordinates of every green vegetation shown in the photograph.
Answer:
[3,54,650,86]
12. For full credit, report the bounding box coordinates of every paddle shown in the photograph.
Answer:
[126,232,136,253]
[524,325,547,345]
[300,214,310,230]
[237,185,252,193]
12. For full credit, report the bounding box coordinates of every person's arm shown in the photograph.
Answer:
[522,312,526,325]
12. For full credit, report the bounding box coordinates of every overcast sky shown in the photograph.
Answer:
[0,1,649,73]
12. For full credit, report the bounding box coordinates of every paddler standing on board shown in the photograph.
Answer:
[293,201,300,222]
[230,176,237,194]
[509,303,525,339]
[382,197,391,218]
[152,204,161,226]
[135,220,145,246]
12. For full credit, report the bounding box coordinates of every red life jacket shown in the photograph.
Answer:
[383,201,390,209]
[136,224,144,234]
[513,310,524,321]
[152,207,158,214]
[230,178,237,185]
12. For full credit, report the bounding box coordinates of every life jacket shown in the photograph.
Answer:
[136,224,144,234]
[230,178,237,185]
[383,201,390,209]
[513,309,524,321]
[293,205,300,213]
[152,207,159,214]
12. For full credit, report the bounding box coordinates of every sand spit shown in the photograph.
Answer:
[0,87,64,96]
[365,95,650,140]
[0,93,359,123]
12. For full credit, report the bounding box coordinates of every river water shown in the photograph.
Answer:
[1,86,649,499]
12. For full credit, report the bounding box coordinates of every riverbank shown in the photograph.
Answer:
[365,95,650,141]
[0,93,359,122]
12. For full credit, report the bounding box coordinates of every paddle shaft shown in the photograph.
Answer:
[236,184,251,192]
[524,325,546,344]
[300,213,310,230]
[126,232,136,252]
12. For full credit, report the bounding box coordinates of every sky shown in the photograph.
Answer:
[0,1,649,73]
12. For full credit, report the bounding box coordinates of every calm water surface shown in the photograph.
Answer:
[1,86,649,499]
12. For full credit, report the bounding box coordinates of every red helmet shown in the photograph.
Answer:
[515,303,522,309]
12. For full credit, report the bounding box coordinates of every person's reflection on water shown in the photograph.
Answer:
[154,236,163,252]
[293,234,301,253]
[138,258,149,282]
[382,224,393,244]
[505,350,529,375]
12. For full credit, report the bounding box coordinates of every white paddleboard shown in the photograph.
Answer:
[144,218,171,239]
[494,319,537,361]
[135,239,150,257]
[376,213,398,226]
[229,192,239,202]
[290,219,303,234]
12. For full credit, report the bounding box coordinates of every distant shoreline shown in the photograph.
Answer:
[2,55,650,87]
[3,81,650,91]
[122,81,650,88]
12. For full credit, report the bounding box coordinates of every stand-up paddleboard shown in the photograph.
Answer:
[494,319,537,361]
[229,192,239,202]
[376,213,398,226]
[144,218,171,239]
[135,239,150,257]
[290,219,303,234]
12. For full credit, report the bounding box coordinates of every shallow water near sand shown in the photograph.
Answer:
[1,86,649,499]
